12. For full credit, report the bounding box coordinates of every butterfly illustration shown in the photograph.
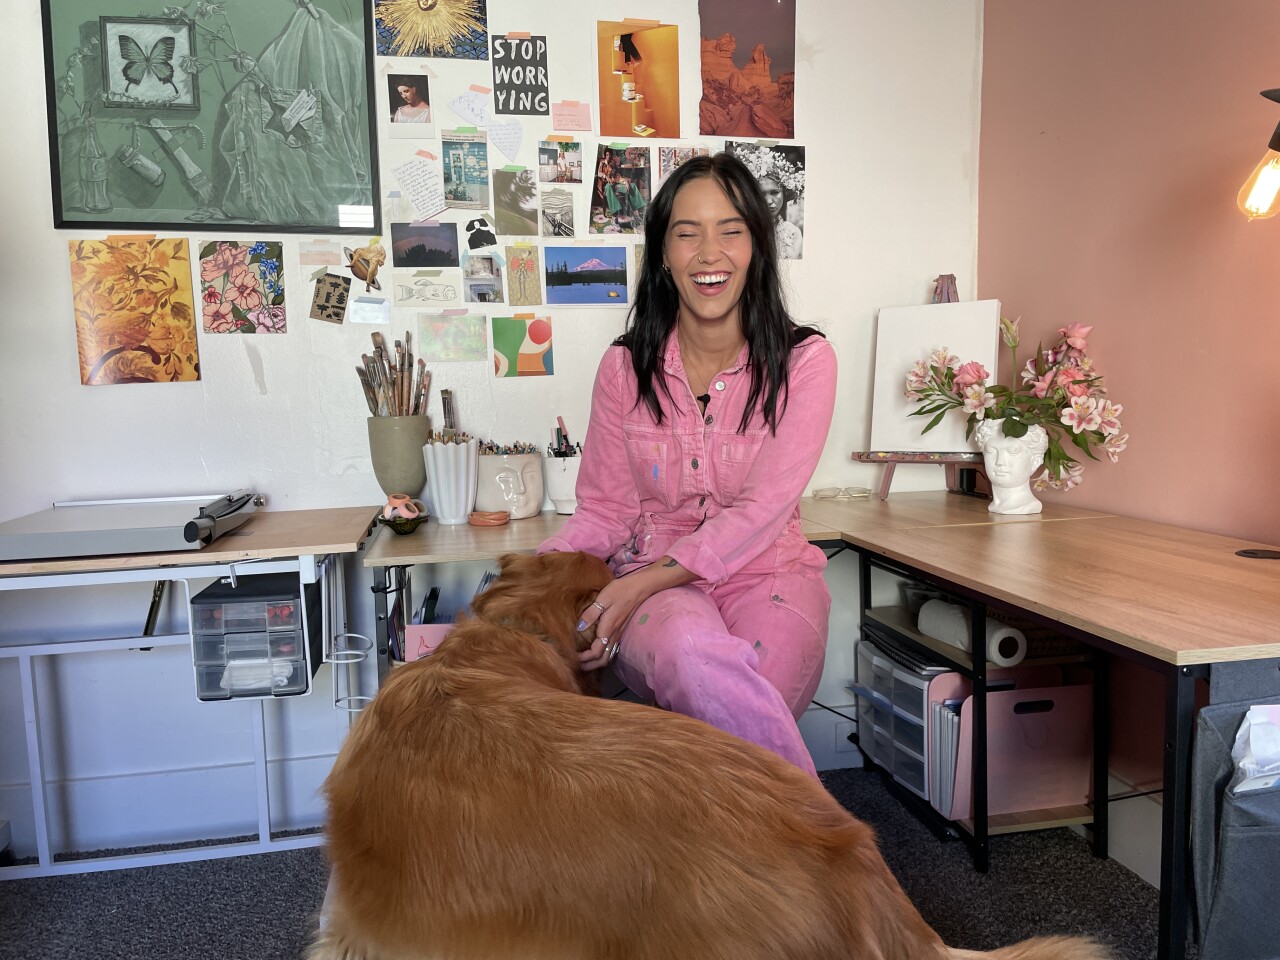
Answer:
[118,35,179,95]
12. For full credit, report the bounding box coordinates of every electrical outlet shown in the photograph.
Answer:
[834,720,857,752]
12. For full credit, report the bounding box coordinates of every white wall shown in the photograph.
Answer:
[0,0,981,515]
[0,0,984,853]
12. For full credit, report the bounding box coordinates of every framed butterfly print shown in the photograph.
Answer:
[40,0,381,234]
[100,18,199,110]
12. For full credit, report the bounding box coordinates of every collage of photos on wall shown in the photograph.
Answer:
[43,0,802,383]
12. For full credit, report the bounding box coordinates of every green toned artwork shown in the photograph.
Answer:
[491,315,553,377]
[41,0,380,232]
[417,312,486,363]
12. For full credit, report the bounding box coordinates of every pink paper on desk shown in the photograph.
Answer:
[551,100,592,131]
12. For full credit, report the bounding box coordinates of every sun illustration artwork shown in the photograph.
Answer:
[378,0,485,58]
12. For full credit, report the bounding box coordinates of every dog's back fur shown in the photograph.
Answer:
[315,551,1109,960]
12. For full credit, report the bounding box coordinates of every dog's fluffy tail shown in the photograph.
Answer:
[305,927,378,960]
[949,935,1112,960]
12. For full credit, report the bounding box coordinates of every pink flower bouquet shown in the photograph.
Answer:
[905,319,1127,491]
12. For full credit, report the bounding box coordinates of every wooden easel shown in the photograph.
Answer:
[852,451,983,500]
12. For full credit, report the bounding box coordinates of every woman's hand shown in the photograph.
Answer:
[576,557,698,670]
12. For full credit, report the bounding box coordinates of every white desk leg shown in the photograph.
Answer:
[252,700,271,845]
[17,655,51,868]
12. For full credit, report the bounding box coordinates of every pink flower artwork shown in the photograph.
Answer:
[198,240,286,334]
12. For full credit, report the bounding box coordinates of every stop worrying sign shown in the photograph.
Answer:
[491,35,550,116]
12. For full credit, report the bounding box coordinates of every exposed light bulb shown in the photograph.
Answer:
[1239,149,1280,220]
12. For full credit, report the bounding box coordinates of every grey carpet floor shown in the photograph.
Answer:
[0,768,1162,959]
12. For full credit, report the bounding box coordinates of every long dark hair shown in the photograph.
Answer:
[616,152,823,434]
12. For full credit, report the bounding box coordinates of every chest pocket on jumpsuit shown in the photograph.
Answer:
[718,432,766,502]
[624,431,671,507]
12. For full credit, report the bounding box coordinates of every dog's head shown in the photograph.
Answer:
[470,551,613,661]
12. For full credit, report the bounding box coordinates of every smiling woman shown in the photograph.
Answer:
[536,153,838,776]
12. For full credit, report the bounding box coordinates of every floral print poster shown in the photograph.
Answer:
[67,237,200,385]
[199,241,286,333]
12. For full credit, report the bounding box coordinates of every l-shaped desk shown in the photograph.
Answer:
[363,491,1280,960]
[802,492,1280,960]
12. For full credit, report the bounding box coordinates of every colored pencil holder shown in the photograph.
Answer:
[544,456,581,515]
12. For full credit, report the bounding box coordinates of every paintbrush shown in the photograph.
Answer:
[393,340,403,415]
[413,358,427,415]
[362,352,387,416]
[355,364,377,415]
[404,330,414,418]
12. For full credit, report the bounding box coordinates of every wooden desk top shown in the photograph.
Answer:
[837,503,1280,666]
[0,506,378,576]
[799,491,1114,534]
[363,511,841,567]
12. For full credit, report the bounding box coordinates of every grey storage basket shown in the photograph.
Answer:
[1190,660,1280,960]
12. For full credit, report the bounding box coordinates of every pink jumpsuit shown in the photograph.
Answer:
[538,332,837,773]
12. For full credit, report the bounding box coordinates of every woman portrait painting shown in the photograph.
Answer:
[387,75,433,134]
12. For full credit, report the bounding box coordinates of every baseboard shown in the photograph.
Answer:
[800,703,865,773]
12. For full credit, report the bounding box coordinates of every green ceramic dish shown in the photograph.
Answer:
[379,513,428,536]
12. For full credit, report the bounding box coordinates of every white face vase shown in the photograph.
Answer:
[976,420,1046,515]
[475,454,544,519]
[982,433,1036,489]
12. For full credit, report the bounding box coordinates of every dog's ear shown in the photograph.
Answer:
[472,552,612,658]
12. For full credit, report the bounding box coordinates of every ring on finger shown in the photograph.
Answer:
[590,601,606,614]
[606,640,620,662]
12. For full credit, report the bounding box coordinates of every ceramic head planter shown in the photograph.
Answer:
[973,419,1048,515]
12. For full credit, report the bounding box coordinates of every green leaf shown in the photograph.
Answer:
[1069,430,1102,460]
[1002,418,1029,438]
[922,409,948,433]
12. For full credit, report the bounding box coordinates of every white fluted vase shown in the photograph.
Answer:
[423,438,478,525]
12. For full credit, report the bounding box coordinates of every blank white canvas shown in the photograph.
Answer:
[868,299,1001,453]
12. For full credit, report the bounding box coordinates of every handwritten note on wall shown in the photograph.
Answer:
[392,157,446,221]
[551,100,592,131]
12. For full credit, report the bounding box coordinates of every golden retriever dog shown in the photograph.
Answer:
[312,551,1109,960]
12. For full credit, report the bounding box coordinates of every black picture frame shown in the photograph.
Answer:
[41,0,381,234]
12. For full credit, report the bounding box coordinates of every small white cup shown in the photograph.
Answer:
[543,456,581,514]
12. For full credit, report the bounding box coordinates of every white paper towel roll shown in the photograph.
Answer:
[916,598,1028,667]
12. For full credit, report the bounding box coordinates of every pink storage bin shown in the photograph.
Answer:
[401,623,454,662]
[926,665,1092,820]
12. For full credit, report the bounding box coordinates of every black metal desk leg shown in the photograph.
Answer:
[971,604,989,873]
[1091,651,1109,857]
[373,566,391,686]
[1157,665,1197,960]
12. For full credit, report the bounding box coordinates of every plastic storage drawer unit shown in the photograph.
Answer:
[190,573,321,702]
[852,634,935,800]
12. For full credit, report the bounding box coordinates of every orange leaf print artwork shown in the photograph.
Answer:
[67,238,201,385]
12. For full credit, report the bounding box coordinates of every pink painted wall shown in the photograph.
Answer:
[979,0,1280,546]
